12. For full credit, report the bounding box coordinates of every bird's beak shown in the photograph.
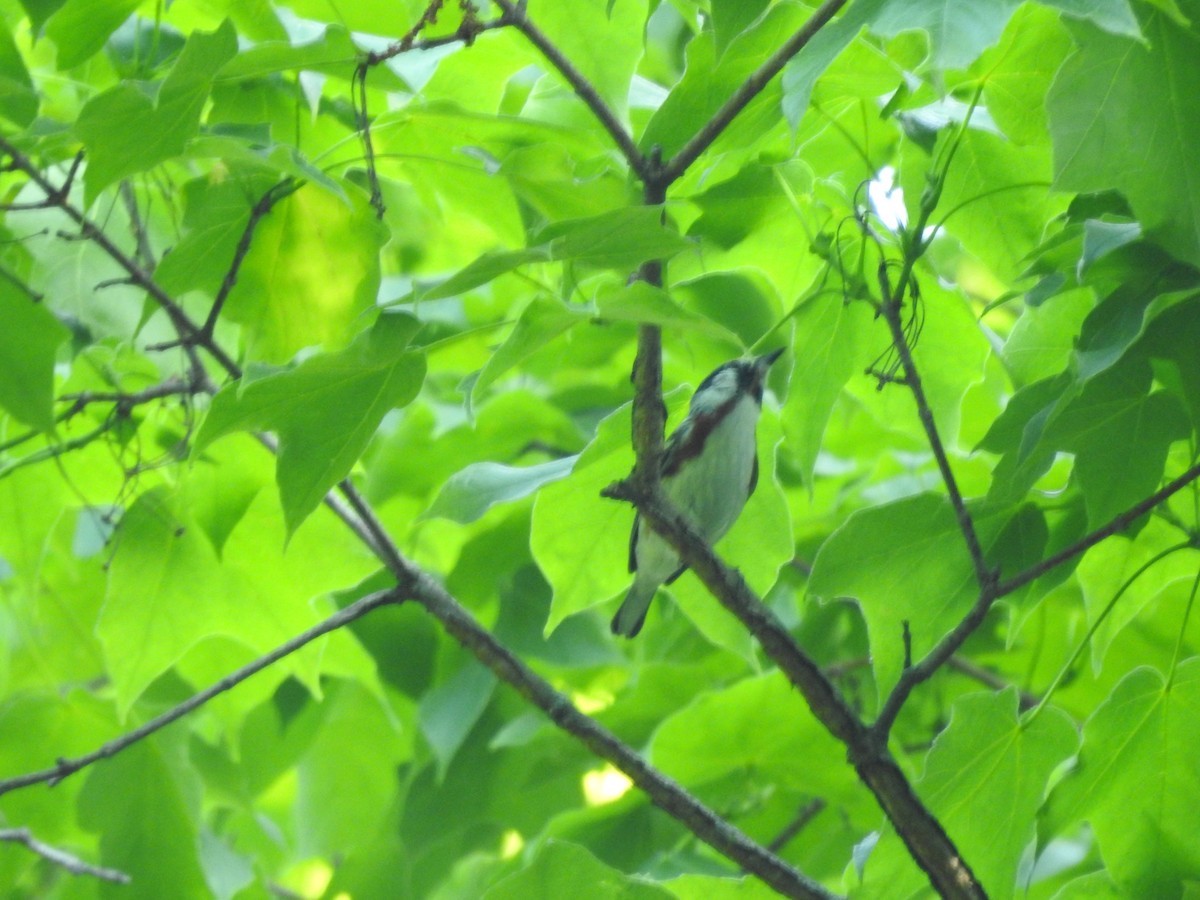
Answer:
[756,347,785,371]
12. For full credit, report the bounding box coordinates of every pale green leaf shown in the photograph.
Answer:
[222,183,386,364]
[426,455,578,524]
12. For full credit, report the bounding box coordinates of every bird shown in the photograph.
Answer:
[611,348,785,638]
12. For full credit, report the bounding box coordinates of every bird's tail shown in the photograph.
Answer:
[611,579,657,638]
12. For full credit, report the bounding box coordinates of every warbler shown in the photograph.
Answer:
[612,348,785,637]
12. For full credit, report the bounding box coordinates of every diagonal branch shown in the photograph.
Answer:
[0,827,131,884]
[996,459,1200,598]
[875,295,992,589]
[0,139,239,380]
[604,482,985,899]
[0,588,402,797]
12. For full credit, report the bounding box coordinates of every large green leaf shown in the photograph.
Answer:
[651,671,859,798]
[1043,363,1190,526]
[868,0,1137,70]
[0,281,68,431]
[195,313,426,535]
[46,0,143,69]
[76,21,238,202]
[221,183,387,364]
[782,295,875,486]
[426,456,578,524]
[1076,518,1200,671]
[1049,661,1200,896]
[77,737,210,899]
[525,0,648,119]
[0,21,36,125]
[484,839,671,899]
[1048,6,1200,267]
[810,496,1025,696]
[857,690,1078,898]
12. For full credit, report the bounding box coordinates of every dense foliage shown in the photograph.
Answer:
[2,0,1199,897]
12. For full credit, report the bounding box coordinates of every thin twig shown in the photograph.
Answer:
[875,295,992,588]
[59,377,198,416]
[200,178,297,341]
[0,589,403,797]
[766,798,827,855]
[119,180,156,270]
[0,827,131,884]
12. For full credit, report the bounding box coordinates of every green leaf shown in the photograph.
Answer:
[1048,9,1200,267]
[216,24,395,85]
[1049,661,1200,896]
[473,296,588,400]
[46,0,143,69]
[593,281,742,342]
[221,183,387,364]
[642,3,811,158]
[76,21,238,201]
[931,128,1065,280]
[781,0,890,130]
[532,401,644,633]
[538,206,693,270]
[419,659,496,777]
[710,0,770,56]
[858,691,1078,898]
[1076,517,1200,670]
[0,21,37,125]
[1044,364,1190,526]
[1003,289,1093,385]
[651,671,857,797]
[782,296,875,486]
[484,839,672,900]
[809,496,1016,696]
[426,456,578,524]
[77,738,210,899]
[195,314,426,535]
[297,681,411,857]
[0,283,68,431]
[422,248,553,301]
[975,4,1072,145]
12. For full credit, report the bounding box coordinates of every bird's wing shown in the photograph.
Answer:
[749,453,759,496]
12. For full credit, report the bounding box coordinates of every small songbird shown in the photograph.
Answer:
[611,348,785,638]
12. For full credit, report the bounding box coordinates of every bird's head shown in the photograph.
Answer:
[689,347,785,414]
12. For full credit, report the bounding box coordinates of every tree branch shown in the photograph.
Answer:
[658,0,849,184]
[0,827,131,884]
[603,482,984,899]
[404,565,835,899]
[875,295,992,589]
